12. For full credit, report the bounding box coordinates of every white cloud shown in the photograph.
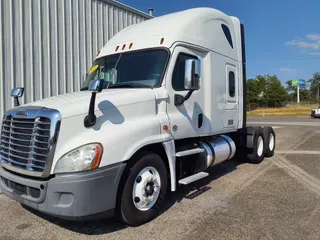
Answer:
[280,68,296,73]
[285,34,320,49]
[308,52,320,56]
[306,34,320,41]
[285,40,320,49]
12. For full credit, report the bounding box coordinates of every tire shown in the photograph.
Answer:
[246,127,265,164]
[262,127,275,158]
[116,152,168,226]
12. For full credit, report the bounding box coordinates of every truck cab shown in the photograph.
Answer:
[0,8,275,226]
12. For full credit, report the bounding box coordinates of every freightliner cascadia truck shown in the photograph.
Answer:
[0,8,276,226]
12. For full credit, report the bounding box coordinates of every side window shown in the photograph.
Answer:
[229,71,235,97]
[221,24,233,49]
[172,53,198,91]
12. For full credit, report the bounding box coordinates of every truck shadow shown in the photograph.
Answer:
[160,157,242,213]
[22,158,243,235]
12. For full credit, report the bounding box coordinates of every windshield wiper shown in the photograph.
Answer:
[108,84,134,88]
[108,83,149,89]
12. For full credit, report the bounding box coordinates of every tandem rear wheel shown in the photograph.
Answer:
[245,126,275,164]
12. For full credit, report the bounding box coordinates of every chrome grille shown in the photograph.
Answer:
[0,116,51,172]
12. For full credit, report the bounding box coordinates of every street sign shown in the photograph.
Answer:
[298,79,306,87]
[291,80,298,87]
[291,79,305,87]
[290,79,306,104]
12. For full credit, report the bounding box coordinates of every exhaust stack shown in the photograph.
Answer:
[148,8,154,16]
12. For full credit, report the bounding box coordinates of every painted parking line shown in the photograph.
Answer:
[271,126,283,129]
[273,155,320,196]
[277,150,320,155]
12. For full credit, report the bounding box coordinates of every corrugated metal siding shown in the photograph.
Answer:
[0,0,150,117]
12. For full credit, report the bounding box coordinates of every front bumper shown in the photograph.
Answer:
[0,163,126,220]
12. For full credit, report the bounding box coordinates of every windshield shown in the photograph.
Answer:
[81,49,169,90]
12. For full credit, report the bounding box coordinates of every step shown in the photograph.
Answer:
[178,172,209,185]
[175,148,204,157]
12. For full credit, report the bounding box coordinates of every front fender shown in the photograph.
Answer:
[51,100,163,174]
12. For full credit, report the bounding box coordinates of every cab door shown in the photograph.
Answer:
[165,46,205,140]
[223,63,239,128]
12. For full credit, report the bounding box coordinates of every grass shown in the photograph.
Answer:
[247,105,317,117]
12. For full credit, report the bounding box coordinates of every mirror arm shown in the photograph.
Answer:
[174,90,195,106]
[14,97,20,107]
[184,90,194,102]
[84,92,97,128]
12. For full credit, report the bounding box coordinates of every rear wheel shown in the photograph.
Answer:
[116,152,168,226]
[262,127,276,157]
[246,127,265,164]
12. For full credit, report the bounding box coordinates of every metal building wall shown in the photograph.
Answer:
[0,0,151,117]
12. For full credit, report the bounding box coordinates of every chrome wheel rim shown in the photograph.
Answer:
[132,166,161,211]
[269,133,275,151]
[257,136,264,157]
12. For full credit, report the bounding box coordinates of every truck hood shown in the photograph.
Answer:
[24,89,156,119]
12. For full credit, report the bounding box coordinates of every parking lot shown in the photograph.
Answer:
[1,116,320,240]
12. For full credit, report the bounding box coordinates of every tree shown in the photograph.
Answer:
[264,75,287,107]
[287,88,313,103]
[308,72,320,103]
[247,79,260,105]
[247,74,287,108]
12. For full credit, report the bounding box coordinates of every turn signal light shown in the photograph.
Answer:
[90,145,103,169]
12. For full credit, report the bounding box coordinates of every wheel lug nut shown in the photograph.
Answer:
[134,197,140,203]
[136,176,142,183]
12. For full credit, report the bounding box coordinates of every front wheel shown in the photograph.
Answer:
[116,152,168,226]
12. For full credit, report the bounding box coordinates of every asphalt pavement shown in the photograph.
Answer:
[1,116,320,240]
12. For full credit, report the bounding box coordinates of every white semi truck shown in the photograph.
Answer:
[0,8,275,226]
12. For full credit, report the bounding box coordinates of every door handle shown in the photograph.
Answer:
[198,113,203,128]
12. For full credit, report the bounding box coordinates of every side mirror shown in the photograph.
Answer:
[88,79,104,93]
[174,59,201,106]
[84,79,104,128]
[11,87,25,107]
[184,59,201,90]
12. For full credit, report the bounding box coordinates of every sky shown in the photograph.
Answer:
[119,0,320,86]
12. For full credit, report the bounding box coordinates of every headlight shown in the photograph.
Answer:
[54,143,103,174]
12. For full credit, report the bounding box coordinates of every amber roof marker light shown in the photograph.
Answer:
[160,38,164,45]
